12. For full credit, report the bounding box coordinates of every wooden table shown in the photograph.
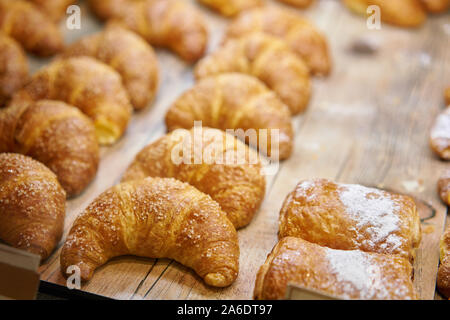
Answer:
[36,0,450,300]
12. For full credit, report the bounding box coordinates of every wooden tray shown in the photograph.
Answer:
[36,0,449,300]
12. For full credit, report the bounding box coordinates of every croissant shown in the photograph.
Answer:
[28,0,75,21]
[438,225,450,298]
[342,0,427,28]
[438,169,450,205]
[0,100,99,197]
[225,7,331,76]
[446,87,450,105]
[420,0,449,13]
[279,179,421,261]
[254,237,417,300]
[11,56,132,145]
[165,73,294,160]
[0,34,28,107]
[60,177,239,287]
[430,108,450,160]
[0,153,66,261]
[275,0,315,8]
[197,0,264,17]
[88,0,208,62]
[0,0,64,56]
[195,33,311,115]
[61,23,159,110]
[122,128,266,229]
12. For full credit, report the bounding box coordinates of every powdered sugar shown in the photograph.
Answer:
[431,110,450,140]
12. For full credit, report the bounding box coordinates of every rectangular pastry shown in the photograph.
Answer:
[254,237,417,300]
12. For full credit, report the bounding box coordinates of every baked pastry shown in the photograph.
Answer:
[88,0,208,62]
[0,34,28,107]
[28,0,76,21]
[0,0,64,56]
[11,56,132,145]
[60,177,239,287]
[0,100,99,197]
[445,87,450,105]
[437,225,450,298]
[430,108,450,160]
[165,73,294,160]
[0,153,65,261]
[197,0,264,17]
[225,7,331,76]
[122,128,266,228]
[279,179,421,261]
[61,23,159,110]
[276,0,315,8]
[420,0,450,13]
[438,170,450,205]
[195,33,311,115]
[342,0,427,28]
[254,237,417,300]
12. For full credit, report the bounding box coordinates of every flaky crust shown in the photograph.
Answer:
[438,170,450,205]
[195,33,311,115]
[438,225,450,298]
[420,0,449,13]
[276,0,315,8]
[254,237,417,300]
[122,128,266,229]
[60,177,239,287]
[0,0,64,56]
[165,73,294,160]
[0,100,99,197]
[0,34,28,107]
[89,0,208,62]
[0,153,65,261]
[198,0,264,17]
[11,56,132,145]
[343,0,427,28]
[279,179,421,261]
[226,7,331,76]
[445,87,450,106]
[61,23,159,110]
[28,0,75,21]
[430,108,450,160]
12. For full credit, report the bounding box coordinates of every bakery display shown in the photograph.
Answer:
[420,0,450,13]
[0,100,99,197]
[430,108,450,160]
[276,0,315,8]
[438,170,450,205]
[437,225,450,298]
[254,237,417,300]
[122,127,266,229]
[60,177,239,287]
[197,0,264,17]
[165,73,294,160]
[195,33,311,115]
[28,0,75,21]
[226,7,331,76]
[0,153,65,261]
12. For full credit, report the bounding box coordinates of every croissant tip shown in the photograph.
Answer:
[204,272,233,288]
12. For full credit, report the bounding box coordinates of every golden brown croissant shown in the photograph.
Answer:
[197,0,264,17]
[420,0,449,13]
[254,237,417,300]
[28,0,75,21]
[445,87,450,105]
[88,0,208,62]
[0,100,99,197]
[122,127,266,229]
[60,177,239,287]
[279,179,421,261]
[438,170,450,205]
[0,0,64,56]
[61,23,159,110]
[165,73,294,160]
[276,0,315,8]
[0,153,66,261]
[225,7,331,76]
[11,56,132,145]
[0,34,28,107]
[342,0,427,28]
[430,108,450,160]
[195,33,311,115]
[438,225,450,298]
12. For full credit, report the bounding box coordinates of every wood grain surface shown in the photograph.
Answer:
[36,0,449,300]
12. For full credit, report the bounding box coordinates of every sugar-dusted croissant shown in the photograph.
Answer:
[165,73,294,160]
[195,33,311,115]
[0,100,99,197]
[0,34,28,107]
[0,153,66,261]
[197,0,264,17]
[275,0,315,8]
[430,108,450,160]
[438,225,450,298]
[60,177,239,287]
[438,170,450,205]
[254,237,417,300]
[11,56,132,145]
[0,0,64,56]
[61,23,159,110]
[122,128,266,228]
[88,0,208,62]
[279,179,421,261]
[28,0,75,21]
[342,0,427,28]
[420,0,449,13]
[225,7,331,76]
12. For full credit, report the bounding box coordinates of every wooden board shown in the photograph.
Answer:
[36,0,449,300]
